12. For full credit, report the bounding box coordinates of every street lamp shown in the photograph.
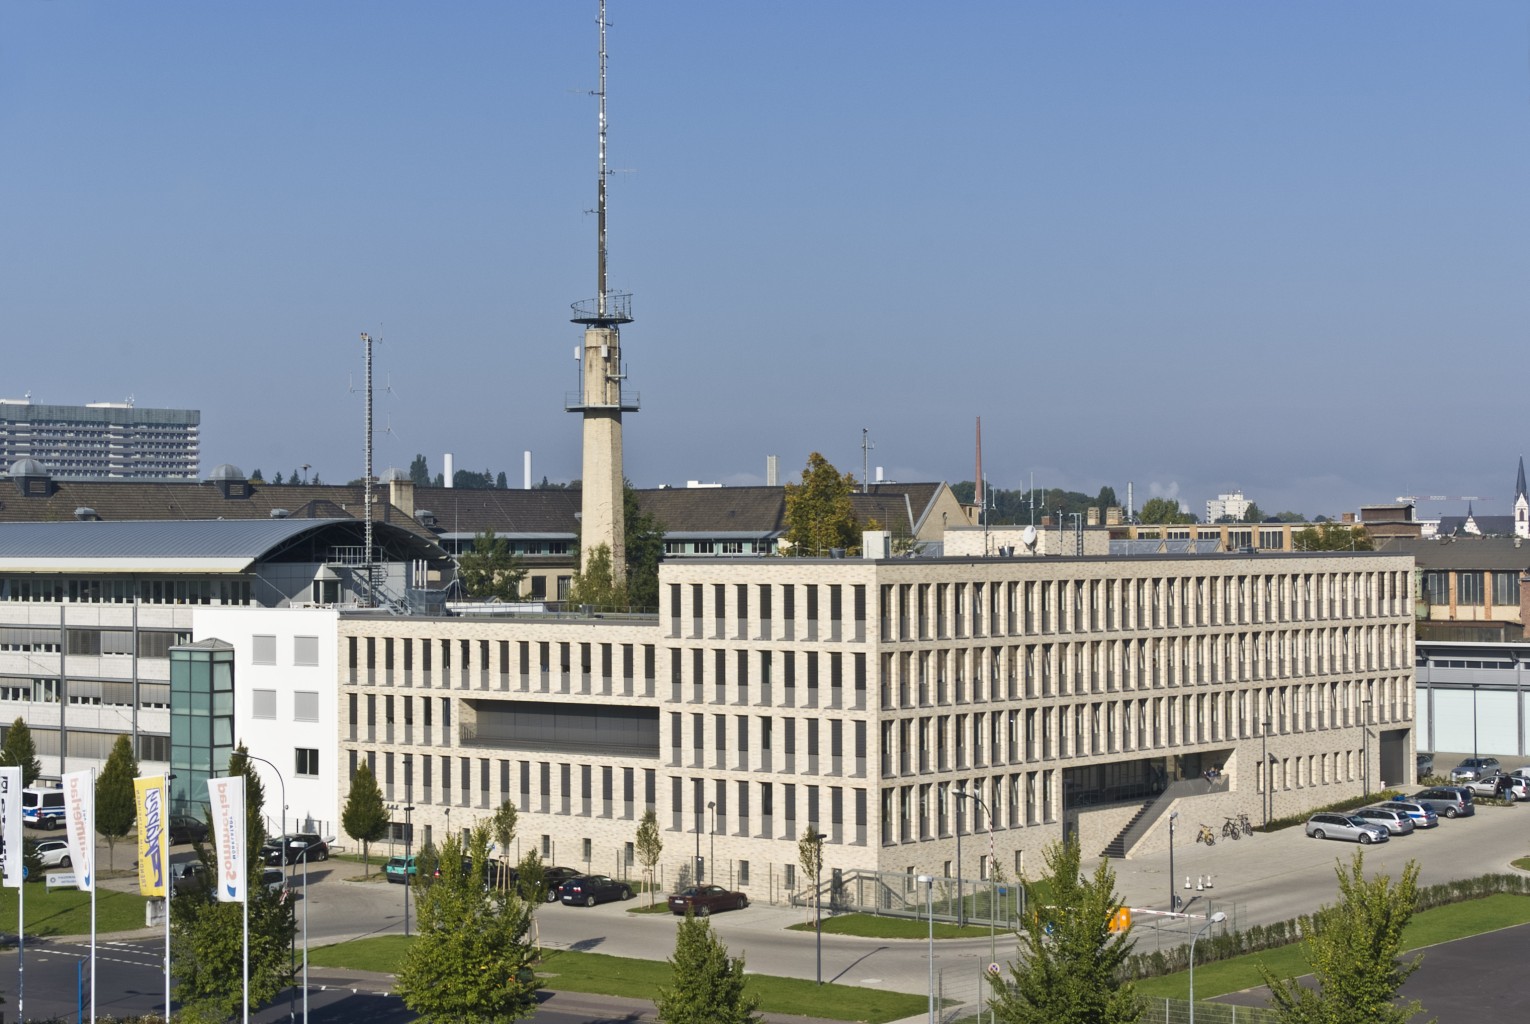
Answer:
[1361,699,1373,799]
[289,839,311,1024]
[241,752,290,1024]
[403,754,414,938]
[1189,911,1227,1024]
[810,829,825,985]
[954,785,965,927]
[693,807,703,884]
[1167,812,1180,912]
[955,786,998,1006]
[707,801,716,887]
[919,874,935,1024]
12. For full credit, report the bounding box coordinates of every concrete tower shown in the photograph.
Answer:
[566,0,637,578]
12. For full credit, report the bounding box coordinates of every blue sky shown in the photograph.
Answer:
[3,2,1529,519]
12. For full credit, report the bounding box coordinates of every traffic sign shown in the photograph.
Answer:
[987,962,1001,976]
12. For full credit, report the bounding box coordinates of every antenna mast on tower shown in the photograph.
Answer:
[596,0,610,319]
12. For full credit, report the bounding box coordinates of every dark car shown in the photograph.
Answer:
[168,815,209,845]
[170,861,210,896]
[262,833,329,866]
[667,884,749,917]
[558,874,633,907]
[541,866,582,902]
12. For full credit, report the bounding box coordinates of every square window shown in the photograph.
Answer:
[295,748,319,777]
[294,636,320,667]
[252,689,277,720]
[252,635,277,666]
[294,691,320,723]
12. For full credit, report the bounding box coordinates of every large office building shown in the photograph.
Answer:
[339,549,1416,899]
[0,399,201,480]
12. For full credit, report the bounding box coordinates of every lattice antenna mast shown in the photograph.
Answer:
[361,331,375,608]
[596,0,610,318]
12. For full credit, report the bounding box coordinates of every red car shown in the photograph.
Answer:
[667,884,749,917]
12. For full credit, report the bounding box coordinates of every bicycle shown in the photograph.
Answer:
[1238,813,1253,836]
[1195,823,1216,846]
[1221,817,1243,841]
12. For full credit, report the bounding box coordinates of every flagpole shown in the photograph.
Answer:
[91,766,98,1024]
[244,889,250,1024]
[17,836,23,1022]
[163,774,173,1020]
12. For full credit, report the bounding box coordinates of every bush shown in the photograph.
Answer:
[1257,789,1405,833]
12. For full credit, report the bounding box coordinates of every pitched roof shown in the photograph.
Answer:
[1519,456,1527,502]
[1377,535,1530,570]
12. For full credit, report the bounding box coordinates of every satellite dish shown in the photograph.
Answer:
[1021,525,1038,548]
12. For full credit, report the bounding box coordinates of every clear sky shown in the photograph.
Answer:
[3,2,1529,520]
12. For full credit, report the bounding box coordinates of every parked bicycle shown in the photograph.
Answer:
[1238,813,1253,836]
[1221,817,1243,841]
[1195,823,1216,846]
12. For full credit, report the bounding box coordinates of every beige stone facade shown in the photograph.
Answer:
[338,550,1415,900]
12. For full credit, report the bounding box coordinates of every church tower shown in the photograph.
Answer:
[1515,455,1528,540]
[566,0,638,578]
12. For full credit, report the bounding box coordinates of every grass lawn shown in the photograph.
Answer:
[310,937,931,1023]
[787,913,993,940]
[0,885,149,936]
[1134,893,1530,1000]
[626,901,674,914]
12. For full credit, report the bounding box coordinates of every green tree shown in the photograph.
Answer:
[654,910,763,1024]
[1096,486,1119,512]
[171,743,296,1022]
[396,824,538,1024]
[1293,523,1373,551]
[496,471,508,489]
[409,454,432,486]
[1261,851,1424,1024]
[95,734,139,869]
[567,542,628,610]
[1138,497,1193,524]
[625,482,666,612]
[491,800,519,890]
[783,452,859,556]
[514,848,548,946]
[273,472,284,485]
[988,838,1142,1024]
[1272,510,1307,523]
[635,809,663,907]
[1241,502,1265,523]
[797,824,824,924]
[342,760,389,877]
[456,529,527,601]
[249,468,264,482]
[2,718,43,787]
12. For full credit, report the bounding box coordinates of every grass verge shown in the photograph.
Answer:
[309,937,930,1022]
[787,913,994,940]
[1134,892,1530,1000]
[626,902,674,914]
[0,885,149,936]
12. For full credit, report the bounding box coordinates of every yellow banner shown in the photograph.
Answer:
[135,775,167,897]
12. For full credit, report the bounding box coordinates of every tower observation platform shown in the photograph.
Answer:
[570,291,633,326]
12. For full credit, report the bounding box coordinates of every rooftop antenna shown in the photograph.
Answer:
[861,428,875,493]
[359,331,377,608]
[975,417,984,529]
[597,0,610,318]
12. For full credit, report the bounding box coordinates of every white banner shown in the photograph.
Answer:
[0,767,20,888]
[62,769,95,893]
[206,776,247,904]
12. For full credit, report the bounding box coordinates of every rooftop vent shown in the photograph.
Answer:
[270,508,290,519]
[415,509,437,527]
[74,507,97,521]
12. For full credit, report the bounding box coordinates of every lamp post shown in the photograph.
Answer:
[1361,699,1373,799]
[289,839,311,1024]
[1168,812,1180,912]
[403,754,414,938]
[919,874,935,1024]
[955,786,998,1008]
[707,801,715,886]
[1189,911,1227,1024]
[694,808,702,884]
[1261,719,1271,828]
[954,785,965,927]
[811,829,825,985]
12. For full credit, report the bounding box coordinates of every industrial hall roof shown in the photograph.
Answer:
[0,518,448,574]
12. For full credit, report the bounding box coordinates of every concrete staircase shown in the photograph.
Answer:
[1101,774,1229,859]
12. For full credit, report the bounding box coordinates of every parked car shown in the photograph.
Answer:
[384,856,417,884]
[1385,800,1439,828]
[1409,787,1475,818]
[1349,806,1416,835]
[557,874,633,907]
[1304,812,1389,844]
[170,861,211,896]
[260,867,287,896]
[262,833,329,866]
[541,866,582,902]
[168,815,209,845]
[1416,752,1434,779]
[1449,757,1501,782]
[667,884,749,916]
[36,839,71,869]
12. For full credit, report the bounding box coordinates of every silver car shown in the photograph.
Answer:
[1305,812,1389,844]
[1411,787,1474,818]
[1386,800,1439,828]
[1350,806,1416,835]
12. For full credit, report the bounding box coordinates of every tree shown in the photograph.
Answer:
[783,452,859,556]
[409,453,432,486]
[797,824,824,923]
[654,910,763,1024]
[567,542,627,610]
[514,848,547,947]
[249,468,264,482]
[635,809,663,907]
[625,481,666,612]
[273,472,284,485]
[496,471,508,489]
[171,744,295,1022]
[95,734,139,869]
[1261,851,1424,1024]
[396,824,538,1024]
[988,838,1142,1024]
[342,760,388,877]
[1138,497,1193,524]
[2,718,43,787]
[491,800,518,891]
[1241,502,1265,523]
[1272,510,1307,523]
[456,529,527,601]
[1293,523,1373,551]
[1095,486,1119,512]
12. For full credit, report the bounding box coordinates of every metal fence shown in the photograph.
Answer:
[1141,997,1280,1024]
[790,867,1026,929]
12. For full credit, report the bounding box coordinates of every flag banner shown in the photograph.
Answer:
[135,775,168,897]
[206,776,247,904]
[62,769,96,893]
[0,767,20,888]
